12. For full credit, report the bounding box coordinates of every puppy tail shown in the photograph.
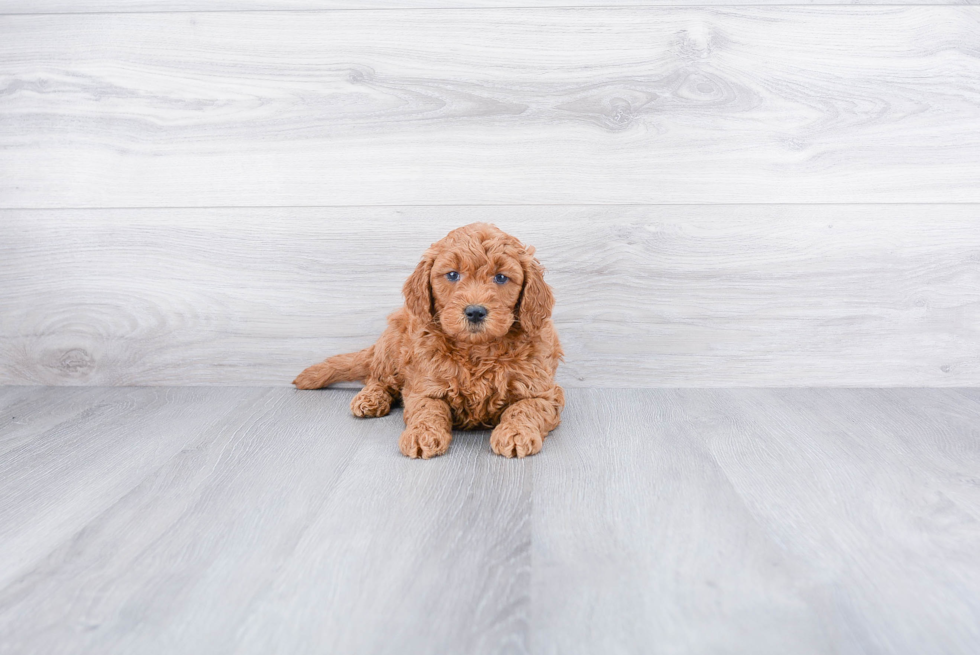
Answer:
[293,346,373,389]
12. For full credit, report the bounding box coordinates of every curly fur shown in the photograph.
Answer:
[293,223,564,459]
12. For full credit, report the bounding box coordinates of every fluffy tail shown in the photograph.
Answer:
[293,347,373,389]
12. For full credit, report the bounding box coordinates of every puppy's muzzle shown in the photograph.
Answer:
[464,305,488,324]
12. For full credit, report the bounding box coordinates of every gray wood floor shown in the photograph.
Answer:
[1,386,978,654]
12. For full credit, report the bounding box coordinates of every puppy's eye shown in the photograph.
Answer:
[493,274,509,285]
[446,271,460,282]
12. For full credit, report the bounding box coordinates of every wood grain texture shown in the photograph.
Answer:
[0,386,110,457]
[0,387,270,590]
[233,408,530,655]
[700,388,980,654]
[0,387,528,655]
[1,387,978,653]
[531,388,980,655]
[531,388,835,655]
[2,205,978,388]
[3,0,974,12]
[2,8,980,207]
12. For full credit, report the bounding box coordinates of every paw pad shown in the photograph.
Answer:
[490,424,543,458]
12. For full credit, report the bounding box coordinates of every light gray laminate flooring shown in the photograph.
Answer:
[1,387,978,654]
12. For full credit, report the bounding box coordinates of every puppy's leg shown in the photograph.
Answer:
[491,397,562,458]
[399,395,453,459]
[349,323,405,417]
[351,382,394,418]
[293,347,374,390]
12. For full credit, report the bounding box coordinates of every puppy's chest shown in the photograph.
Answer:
[442,360,513,428]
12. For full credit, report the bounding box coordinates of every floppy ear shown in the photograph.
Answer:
[403,252,435,321]
[518,251,554,333]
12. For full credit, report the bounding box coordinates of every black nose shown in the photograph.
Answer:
[464,305,488,323]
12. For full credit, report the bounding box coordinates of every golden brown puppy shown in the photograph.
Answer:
[293,223,564,459]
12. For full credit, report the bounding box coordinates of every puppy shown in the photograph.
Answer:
[293,223,564,459]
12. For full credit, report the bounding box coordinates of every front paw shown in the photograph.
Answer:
[399,424,452,459]
[351,387,392,418]
[491,423,543,458]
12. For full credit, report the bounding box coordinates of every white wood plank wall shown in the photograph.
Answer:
[1,1,975,12]
[4,9,980,206]
[1,6,978,387]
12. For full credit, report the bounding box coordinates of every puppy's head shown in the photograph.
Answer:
[403,223,554,344]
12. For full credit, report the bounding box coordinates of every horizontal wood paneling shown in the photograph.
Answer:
[2,205,978,387]
[2,0,974,12]
[2,9,980,207]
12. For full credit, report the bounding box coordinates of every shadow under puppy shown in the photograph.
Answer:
[294,223,564,459]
